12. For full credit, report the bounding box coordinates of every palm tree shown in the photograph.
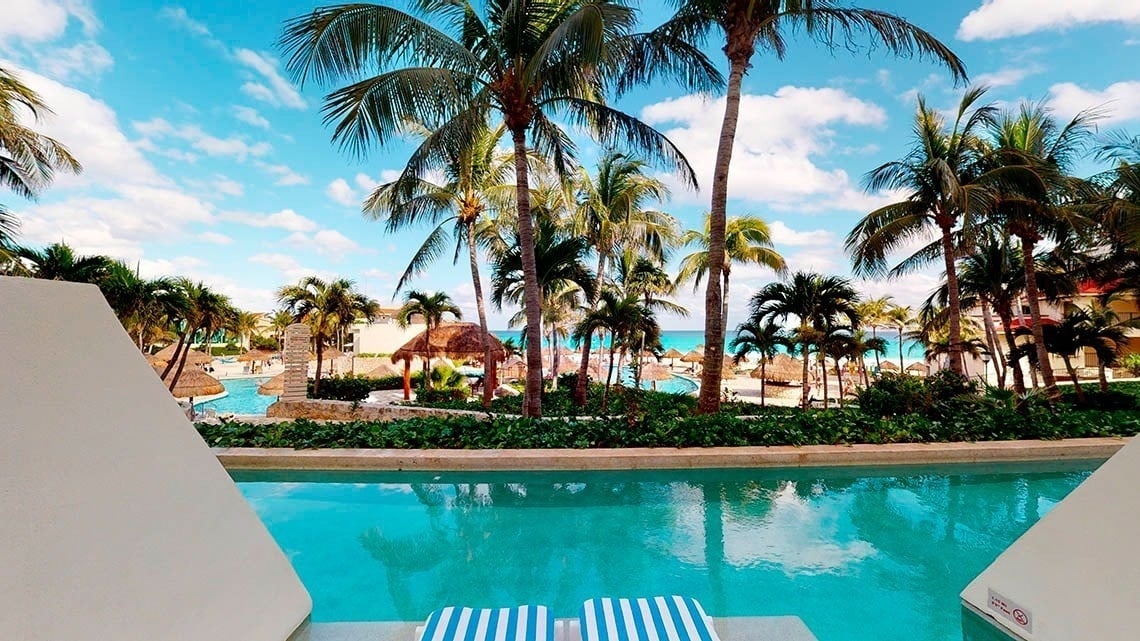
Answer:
[367,124,510,407]
[846,88,995,377]
[677,213,787,335]
[573,289,657,412]
[99,262,186,352]
[281,1,715,417]
[847,328,887,386]
[12,242,111,282]
[1069,297,1137,392]
[0,66,81,245]
[278,277,379,393]
[572,152,677,404]
[984,101,1098,401]
[615,252,687,392]
[164,280,233,392]
[232,311,261,350]
[748,272,860,409]
[269,309,294,349]
[885,304,914,372]
[855,296,893,371]
[1041,313,1089,402]
[729,318,789,407]
[658,0,965,414]
[396,290,462,389]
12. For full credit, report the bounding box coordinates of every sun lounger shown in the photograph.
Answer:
[579,596,721,641]
[418,605,555,641]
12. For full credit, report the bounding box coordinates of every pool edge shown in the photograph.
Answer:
[214,437,1128,471]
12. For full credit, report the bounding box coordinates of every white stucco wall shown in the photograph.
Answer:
[0,277,311,641]
[349,317,425,355]
[961,438,1140,640]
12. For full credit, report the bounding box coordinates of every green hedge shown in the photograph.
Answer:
[308,373,424,401]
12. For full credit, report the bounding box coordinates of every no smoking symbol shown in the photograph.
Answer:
[1013,609,1029,627]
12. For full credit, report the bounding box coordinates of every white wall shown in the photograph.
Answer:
[349,317,425,355]
[0,277,311,641]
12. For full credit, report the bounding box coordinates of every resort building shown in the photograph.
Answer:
[346,307,426,355]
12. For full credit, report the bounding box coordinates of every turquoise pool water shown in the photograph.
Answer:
[234,461,1099,639]
[196,377,272,415]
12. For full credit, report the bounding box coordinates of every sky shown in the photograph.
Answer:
[4,0,1140,330]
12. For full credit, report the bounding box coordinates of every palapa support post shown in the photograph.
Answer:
[403,359,412,401]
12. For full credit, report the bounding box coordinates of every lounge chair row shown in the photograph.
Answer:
[418,596,720,641]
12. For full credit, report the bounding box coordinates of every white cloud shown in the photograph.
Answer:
[140,255,276,311]
[973,65,1042,89]
[959,0,1140,41]
[221,208,318,232]
[234,49,306,110]
[232,105,270,129]
[37,41,113,80]
[1127,38,1140,46]
[256,162,309,186]
[283,229,363,258]
[326,178,358,206]
[158,6,226,52]
[1049,81,1140,124]
[212,175,243,197]
[0,0,97,45]
[768,221,835,247]
[641,86,886,211]
[857,273,942,308]
[197,231,233,245]
[249,253,333,283]
[132,117,272,160]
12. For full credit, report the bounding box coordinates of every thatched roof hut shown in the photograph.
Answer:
[154,364,223,399]
[257,372,284,396]
[366,362,402,378]
[906,362,930,376]
[150,344,212,367]
[681,350,704,364]
[500,357,525,380]
[751,354,803,383]
[880,360,900,371]
[237,349,278,362]
[391,323,507,399]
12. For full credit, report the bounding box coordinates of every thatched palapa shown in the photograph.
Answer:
[391,323,507,399]
[238,349,278,363]
[257,372,284,396]
[680,350,704,363]
[880,360,900,371]
[751,354,803,383]
[150,344,212,367]
[906,362,930,376]
[153,364,223,399]
[366,362,402,378]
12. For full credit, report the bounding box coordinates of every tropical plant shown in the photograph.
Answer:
[657,0,965,413]
[573,289,658,412]
[748,272,861,409]
[232,310,262,350]
[0,66,81,246]
[395,290,462,390]
[855,296,893,371]
[11,242,112,282]
[885,304,915,372]
[615,251,687,392]
[281,1,716,417]
[847,88,995,376]
[729,317,789,407]
[162,280,234,391]
[278,277,379,393]
[269,309,295,347]
[1068,297,1138,392]
[99,262,187,352]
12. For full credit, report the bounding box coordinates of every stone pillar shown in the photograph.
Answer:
[282,323,310,402]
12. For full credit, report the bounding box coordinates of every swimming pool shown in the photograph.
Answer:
[233,461,1099,639]
[196,377,273,415]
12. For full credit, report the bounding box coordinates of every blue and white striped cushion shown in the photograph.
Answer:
[421,605,554,641]
[580,596,720,641]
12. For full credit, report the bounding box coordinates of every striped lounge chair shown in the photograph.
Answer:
[418,605,555,641]
[580,596,721,641]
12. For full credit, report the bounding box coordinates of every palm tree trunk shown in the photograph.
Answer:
[939,222,965,375]
[1021,237,1060,400]
[835,358,845,408]
[760,360,767,408]
[898,327,905,371]
[314,341,324,395]
[980,300,1005,387]
[423,325,432,390]
[161,330,189,379]
[820,351,829,407]
[1098,362,1109,392]
[602,336,617,413]
[801,339,811,410]
[1062,355,1084,402]
[699,58,748,415]
[872,327,881,370]
[575,253,606,405]
[169,325,199,392]
[551,328,560,391]
[511,128,544,417]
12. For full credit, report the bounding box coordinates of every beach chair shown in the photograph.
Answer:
[417,605,555,641]
[579,596,721,641]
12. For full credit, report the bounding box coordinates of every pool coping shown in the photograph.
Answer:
[214,437,1128,471]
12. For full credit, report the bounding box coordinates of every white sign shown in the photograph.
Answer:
[988,588,1033,634]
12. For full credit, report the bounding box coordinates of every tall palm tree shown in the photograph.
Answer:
[748,272,860,409]
[99,262,186,352]
[657,0,965,414]
[278,277,379,393]
[232,311,261,350]
[0,66,82,245]
[490,217,597,327]
[12,242,111,282]
[281,1,715,417]
[847,328,887,386]
[855,295,893,371]
[269,309,294,349]
[846,88,995,377]
[984,102,1098,401]
[615,252,687,392]
[164,280,233,392]
[573,289,657,412]
[885,304,914,372]
[396,290,463,389]
[367,124,511,407]
[677,213,787,335]
[572,151,677,404]
[729,317,789,407]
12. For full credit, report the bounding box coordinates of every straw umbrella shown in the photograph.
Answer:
[750,354,801,407]
[641,364,673,391]
[151,344,212,367]
[257,372,284,396]
[906,362,930,377]
[238,349,278,362]
[681,350,704,373]
[721,362,737,380]
[662,348,684,368]
[391,323,507,400]
[154,364,223,417]
[366,362,402,378]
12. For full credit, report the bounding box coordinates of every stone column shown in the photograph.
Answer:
[282,323,310,402]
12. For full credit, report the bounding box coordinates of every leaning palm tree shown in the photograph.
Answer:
[729,317,789,407]
[281,1,716,417]
[656,0,966,414]
[677,213,787,333]
[573,288,657,412]
[396,290,462,389]
[748,272,861,409]
[99,261,186,352]
[0,66,82,245]
[367,123,511,407]
[885,304,914,372]
[164,280,233,392]
[278,277,379,393]
[846,88,996,376]
[984,101,1099,401]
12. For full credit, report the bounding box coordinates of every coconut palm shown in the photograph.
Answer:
[984,101,1099,401]
[657,0,965,414]
[11,242,112,282]
[573,289,657,412]
[231,311,261,350]
[269,309,294,348]
[99,262,187,352]
[490,217,597,325]
[885,304,914,372]
[855,295,893,371]
[0,66,82,245]
[163,280,234,392]
[367,123,511,407]
[396,290,462,389]
[748,272,860,409]
[281,1,716,417]
[278,277,379,393]
[676,213,787,334]
[729,317,789,407]
[848,329,888,386]
[572,151,677,404]
[1069,297,1137,392]
[615,252,687,392]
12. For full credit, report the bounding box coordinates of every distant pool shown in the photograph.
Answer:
[196,377,272,416]
[234,461,1099,638]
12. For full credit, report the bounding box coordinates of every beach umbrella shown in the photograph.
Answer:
[238,349,278,363]
[906,362,929,376]
[681,350,704,363]
[642,364,673,391]
[154,364,223,410]
[662,348,684,367]
[366,362,402,378]
[392,322,508,399]
[150,344,212,367]
[257,372,284,396]
[752,354,803,383]
[721,362,737,380]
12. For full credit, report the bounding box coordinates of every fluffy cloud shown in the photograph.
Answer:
[973,65,1042,89]
[211,175,243,197]
[36,41,113,80]
[256,162,309,186]
[234,49,306,110]
[283,229,363,258]
[1049,81,1140,124]
[140,255,277,311]
[326,178,358,206]
[767,221,835,247]
[220,209,318,232]
[0,0,97,45]
[133,117,271,160]
[640,86,887,210]
[958,0,1140,41]
[248,253,333,284]
[197,231,233,245]
[232,105,270,129]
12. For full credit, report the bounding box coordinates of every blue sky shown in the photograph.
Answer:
[4,0,1140,329]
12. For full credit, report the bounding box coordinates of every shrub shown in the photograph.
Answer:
[250,335,280,350]
[1121,353,1140,377]
[309,373,425,401]
[856,372,930,417]
[1062,389,1138,411]
[557,371,579,391]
